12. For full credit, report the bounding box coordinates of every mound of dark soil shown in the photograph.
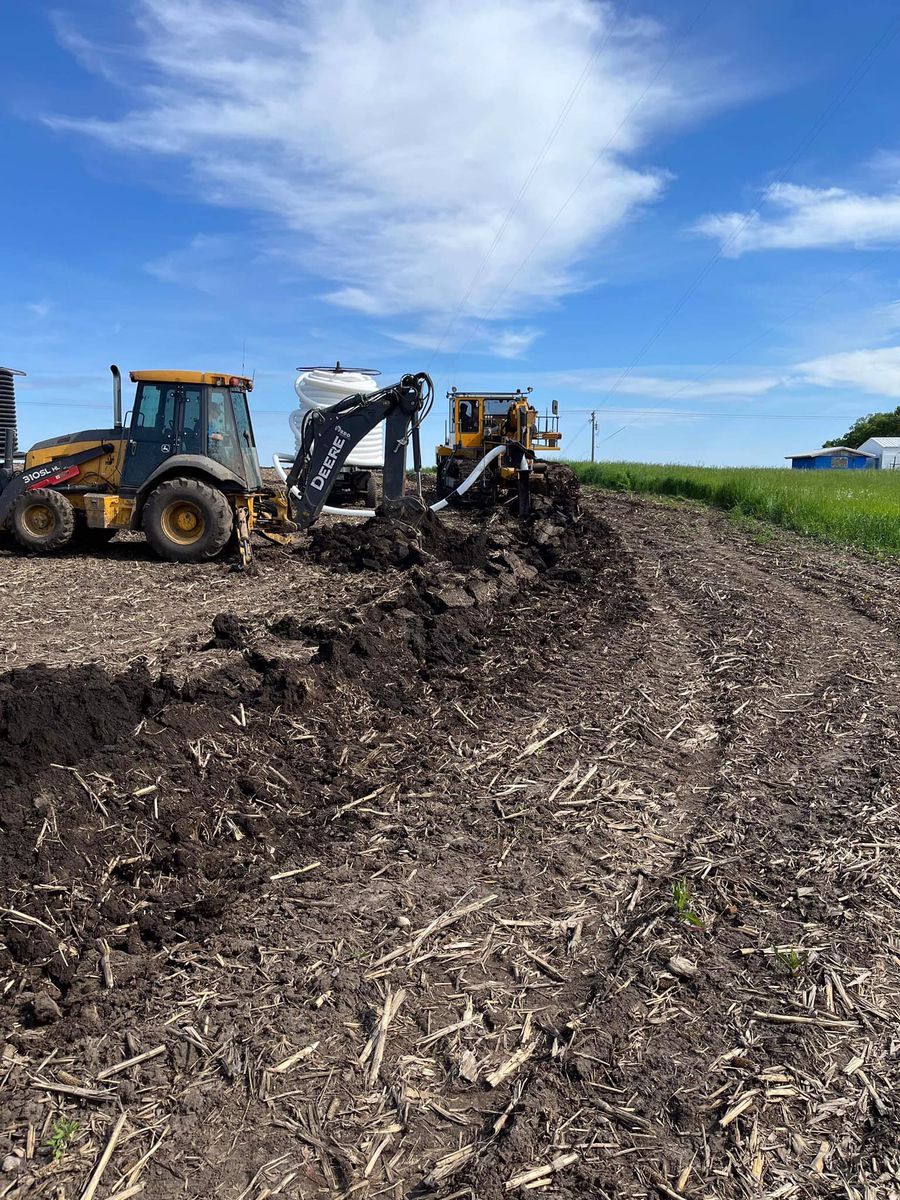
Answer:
[308,512,430,571]
[0,663,152,785]
[306,463,588,575]
[0,486,635,962]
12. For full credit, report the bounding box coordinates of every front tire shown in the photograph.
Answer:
[12,489,76,552]
[143,477,234,563]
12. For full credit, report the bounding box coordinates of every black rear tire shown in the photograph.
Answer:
[143,477,233,563]
[12,489,76,552]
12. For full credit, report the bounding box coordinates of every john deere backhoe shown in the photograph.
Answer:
[0,366,433,567]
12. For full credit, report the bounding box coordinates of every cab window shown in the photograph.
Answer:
[457,398,480,433]
[132,382,177,442]
[230,389,255,449]
[179,385,203,454]
[207,385,243,476]
[230,388,262,489]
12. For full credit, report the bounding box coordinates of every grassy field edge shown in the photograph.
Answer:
[569,460,900,554]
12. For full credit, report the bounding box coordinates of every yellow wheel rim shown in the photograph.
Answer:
[22,503,56,537]
[160,499,206,546]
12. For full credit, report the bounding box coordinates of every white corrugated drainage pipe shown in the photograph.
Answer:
[427,444,506,512]
[292,369,383,469]
[272,443,507,519]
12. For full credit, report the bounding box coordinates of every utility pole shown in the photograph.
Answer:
[590,410,598,462]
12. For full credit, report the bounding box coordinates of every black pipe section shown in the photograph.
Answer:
[110,364,122,428]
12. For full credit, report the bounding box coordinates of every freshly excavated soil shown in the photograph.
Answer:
[0,477,898,1199]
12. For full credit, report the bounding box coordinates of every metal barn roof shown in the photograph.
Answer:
[785,446,876,459]
[861,436,900,448]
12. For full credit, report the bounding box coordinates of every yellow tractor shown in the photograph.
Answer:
[0,368,281,563]
[435,387,561,512]
[0,366,434,566]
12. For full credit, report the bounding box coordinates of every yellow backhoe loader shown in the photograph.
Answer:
[0,366,433,568]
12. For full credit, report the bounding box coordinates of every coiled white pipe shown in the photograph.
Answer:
[272,443,507,520]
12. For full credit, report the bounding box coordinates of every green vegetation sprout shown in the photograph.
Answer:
[771,946,810,977]
[672,880,703,927]
[48,1116,79,1161]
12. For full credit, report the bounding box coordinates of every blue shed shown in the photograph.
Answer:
[786,445,877,470]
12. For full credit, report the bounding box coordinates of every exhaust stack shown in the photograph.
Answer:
[110,364,122,428]
[0,366,24,460]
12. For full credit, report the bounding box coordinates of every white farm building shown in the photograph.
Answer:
[857,437,900,469]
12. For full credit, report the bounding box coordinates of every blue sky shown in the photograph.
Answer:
[3,0,900,465]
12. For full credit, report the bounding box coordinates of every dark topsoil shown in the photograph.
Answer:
[0,470,898,1199]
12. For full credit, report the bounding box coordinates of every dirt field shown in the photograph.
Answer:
[1,479,898,1200]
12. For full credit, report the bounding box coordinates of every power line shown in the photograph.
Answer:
[564,407,864,419]
[16,402,865,422]
[16,400,109,409]
[590,12,900,410]
[436,246,891,438]
[427,7,631,369]
[655,252,891,407]
[564,414,594,456]
[456,0,714,358]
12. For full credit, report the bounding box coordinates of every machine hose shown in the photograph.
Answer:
[427,444,507,513]
[272,443,507,519]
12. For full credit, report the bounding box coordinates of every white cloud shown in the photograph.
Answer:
[50,12,132,85]
[27,301,52,319]
[541,367,784,399]
[552,349,900,405]
[693,181,900,256]
[389,320,541,359]
[559,347,900,405]
[50,0,725,347]
[796,345,900,398]
[489,328,543,359]
[145,234,234,291]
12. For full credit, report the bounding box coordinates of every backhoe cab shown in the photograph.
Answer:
[436,388,561,510]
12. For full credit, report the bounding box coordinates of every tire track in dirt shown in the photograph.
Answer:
[565,495,900,1198]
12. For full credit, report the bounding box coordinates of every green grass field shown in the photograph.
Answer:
[570,461,900,554]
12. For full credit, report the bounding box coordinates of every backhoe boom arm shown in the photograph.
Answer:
[286,372,432,528]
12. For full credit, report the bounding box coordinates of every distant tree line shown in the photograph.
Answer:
[825,405,900,448]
